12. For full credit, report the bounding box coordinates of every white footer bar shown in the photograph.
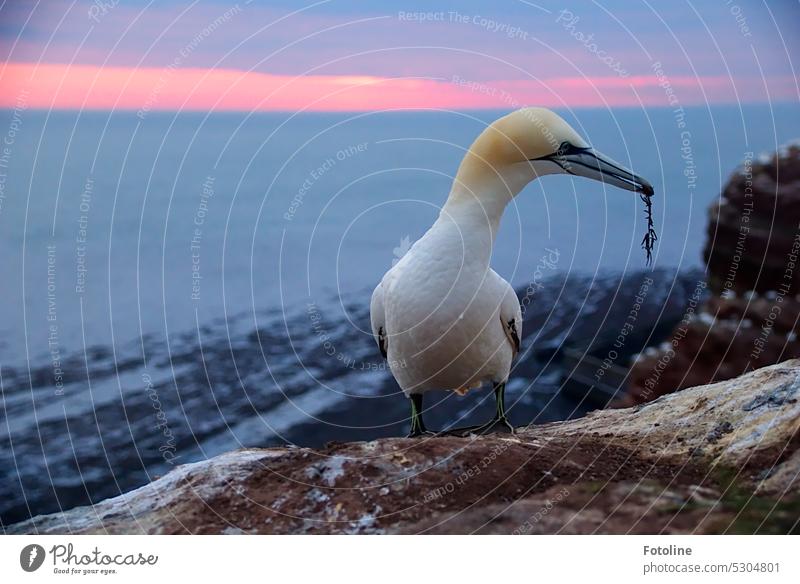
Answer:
[1,535,795,583]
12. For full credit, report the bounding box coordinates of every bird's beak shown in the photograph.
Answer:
[534,144,654,196]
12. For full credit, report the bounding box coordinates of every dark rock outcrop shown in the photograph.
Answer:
[625,144,800,405]
[8,360,800,535]
[705,143,800,296]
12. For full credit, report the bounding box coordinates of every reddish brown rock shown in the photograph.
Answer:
[705,143,800,296]
[8,360,800,535]
[625,144,800,405]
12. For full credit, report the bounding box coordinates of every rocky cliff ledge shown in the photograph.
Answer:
[9,360,800,535]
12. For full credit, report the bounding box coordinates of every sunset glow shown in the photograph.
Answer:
[2,62,795,113]
[1,0,797,113]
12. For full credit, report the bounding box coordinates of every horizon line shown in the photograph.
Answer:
[1,101,797,115]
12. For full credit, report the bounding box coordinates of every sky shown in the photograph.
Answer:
[0,0,798,112]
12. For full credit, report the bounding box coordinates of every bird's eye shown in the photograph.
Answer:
[557,142,591,156]
[528,141,588,162]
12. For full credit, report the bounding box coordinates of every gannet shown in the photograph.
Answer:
[370,108,654,437]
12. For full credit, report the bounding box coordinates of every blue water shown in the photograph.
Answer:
[1,105,798,365]
[0,104,798,523]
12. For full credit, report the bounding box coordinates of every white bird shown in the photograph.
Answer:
[370,108,654,437]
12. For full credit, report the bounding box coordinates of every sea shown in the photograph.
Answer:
[1,104,798,524]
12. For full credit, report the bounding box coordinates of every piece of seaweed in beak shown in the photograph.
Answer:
[641,193,657,266]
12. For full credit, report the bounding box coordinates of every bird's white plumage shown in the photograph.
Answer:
[371,222,521,396]
[370,107,652,401]
[368,109,558,398]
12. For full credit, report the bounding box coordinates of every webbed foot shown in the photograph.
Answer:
[460,416,515,436]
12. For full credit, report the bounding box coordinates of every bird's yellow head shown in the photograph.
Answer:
[449,107,657,263]
[460,107,653,196]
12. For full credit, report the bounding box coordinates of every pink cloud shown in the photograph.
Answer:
[1,62,793,113]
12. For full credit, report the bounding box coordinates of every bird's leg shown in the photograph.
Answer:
[459,381,515,436]
[407,393,435,438]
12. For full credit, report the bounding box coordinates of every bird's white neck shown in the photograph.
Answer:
[429,159,536,262]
